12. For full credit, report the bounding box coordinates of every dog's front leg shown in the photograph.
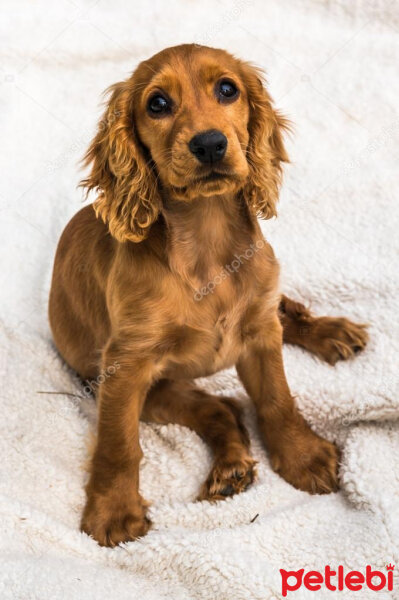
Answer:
[237,315,339,494]
[81,341,156,546]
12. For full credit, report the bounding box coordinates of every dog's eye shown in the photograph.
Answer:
[147,94,170,116]
[217,80,239,103]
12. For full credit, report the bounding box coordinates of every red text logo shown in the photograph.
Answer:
[280,564,395,596]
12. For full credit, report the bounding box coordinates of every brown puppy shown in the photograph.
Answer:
[49,44,368,547]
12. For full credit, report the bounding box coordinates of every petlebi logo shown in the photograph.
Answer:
[280,564,395,596]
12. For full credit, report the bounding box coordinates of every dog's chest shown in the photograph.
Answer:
[163,303,247,379]
[162,255,277,379]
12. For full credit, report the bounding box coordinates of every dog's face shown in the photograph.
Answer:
[82,44,289,242]
[134,46,250,198]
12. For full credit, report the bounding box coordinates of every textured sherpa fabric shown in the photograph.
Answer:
[1,0,398,598]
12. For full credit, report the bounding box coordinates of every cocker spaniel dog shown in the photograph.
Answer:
[49,44,368,547]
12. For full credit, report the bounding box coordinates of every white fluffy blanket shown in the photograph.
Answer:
[1,1,398,598]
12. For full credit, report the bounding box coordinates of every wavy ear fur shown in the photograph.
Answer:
[240,63,290,220]
[80,80,161,243]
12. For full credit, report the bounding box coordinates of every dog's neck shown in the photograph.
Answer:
[161,191,255,289]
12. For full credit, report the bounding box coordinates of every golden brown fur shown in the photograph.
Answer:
[49,44,368,547]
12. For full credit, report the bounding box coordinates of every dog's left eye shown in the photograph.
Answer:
[147,94,171,116]
[217,80,239,103]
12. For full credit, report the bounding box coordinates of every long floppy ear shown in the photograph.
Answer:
[80,80,161,242]
[240,63,290,220]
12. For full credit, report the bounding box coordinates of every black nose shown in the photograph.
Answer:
[188,129,227,164]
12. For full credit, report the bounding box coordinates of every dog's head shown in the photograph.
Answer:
[82,44,289,242]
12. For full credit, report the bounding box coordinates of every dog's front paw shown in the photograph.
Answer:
[81,490,151,547]
[307,317,368,365]
[270,426,340,494]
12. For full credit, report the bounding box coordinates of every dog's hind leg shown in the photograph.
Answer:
[279,295,368,365]
[142,379,256,500]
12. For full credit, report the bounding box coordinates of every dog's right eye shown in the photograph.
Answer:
[147,94,171,117]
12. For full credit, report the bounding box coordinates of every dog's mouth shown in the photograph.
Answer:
[168,168,241,195]
[193,170,235,184]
